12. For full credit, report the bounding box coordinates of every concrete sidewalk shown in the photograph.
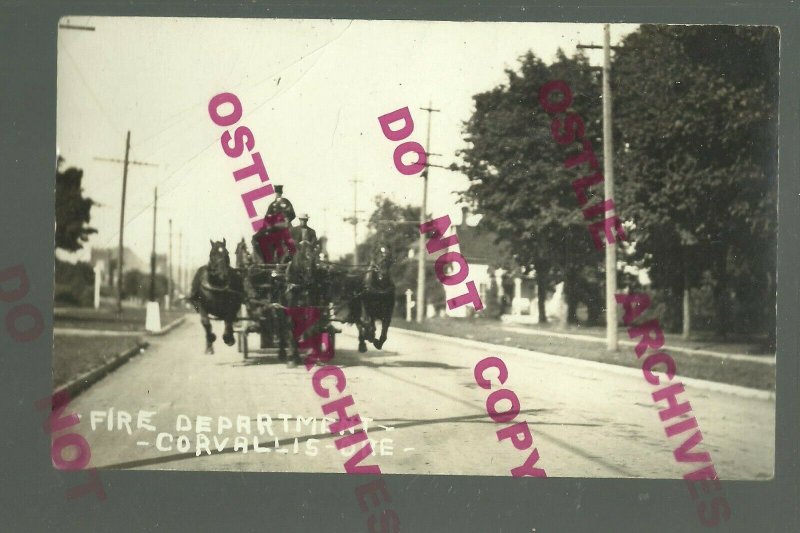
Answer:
[397,328,774,400]
[54,316,186,337]
[499,324,775,365]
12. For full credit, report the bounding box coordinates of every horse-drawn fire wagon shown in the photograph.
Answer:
[234,238,339,363]
[189,233,395,367]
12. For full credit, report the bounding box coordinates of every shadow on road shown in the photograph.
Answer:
[214,348,469,370]
[334,349,468,370]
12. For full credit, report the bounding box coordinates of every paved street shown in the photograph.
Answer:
[68,317,775,480]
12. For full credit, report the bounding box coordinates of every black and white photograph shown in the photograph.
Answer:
[53,17,777,489]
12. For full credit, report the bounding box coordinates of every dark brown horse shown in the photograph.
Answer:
[324,247,395,353]
[325,264,366,347]
[283,239,324,367]
[360,246,395,351]
[190,239,244,354]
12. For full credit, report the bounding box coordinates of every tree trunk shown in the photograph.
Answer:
[681,254,691,340]
[563,267,579,325]
[535,269,548,324]
[587,287,601,326]
[766,270,776,350]
[567,301,578,324]
[681,287,691,339]
[713,245,730,338]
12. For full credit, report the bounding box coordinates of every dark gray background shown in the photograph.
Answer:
[1,1,797,531]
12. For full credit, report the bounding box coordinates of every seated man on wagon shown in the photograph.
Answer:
[291,213,318,250]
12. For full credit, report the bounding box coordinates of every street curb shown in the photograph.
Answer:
[393,326,775,401]
[148,316,186,336]
[54,341,149,400]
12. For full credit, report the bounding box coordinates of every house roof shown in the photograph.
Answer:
[90,247,167,273]
[91,247,147,271]
[409,213,513,268]
[454,222,512,267]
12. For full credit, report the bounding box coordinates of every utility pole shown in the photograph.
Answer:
[95,130,157,314]
[168,218,173,310]
[602,24,618,352]
[149,187,158,302]
[345,178,364,266]
[119,134,131,313]
[178,231,183,295]
[144,187,162,332]
[416,100,440,323]
[578,24,620,351]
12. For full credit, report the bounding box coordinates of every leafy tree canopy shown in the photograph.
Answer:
[455,50,604,321]
[343,197,445,309]
[611,25,778,334]
[56,156,97,252]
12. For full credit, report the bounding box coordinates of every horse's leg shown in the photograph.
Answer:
[277,309,288,361]
[261,316,273,348]
[222,317,235,346]
[287,343,300,367]
[374,312,391,350]
[357,318,368,353]
[363,305,376,343]
[352,298,367,353]
[286,296,304,368]
[200,308,215,354]
[285,320,302,368]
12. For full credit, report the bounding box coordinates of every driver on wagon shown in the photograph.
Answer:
[264,184,295,229]
[252,184,297,263]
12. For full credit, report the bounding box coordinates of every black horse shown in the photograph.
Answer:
[325,264,366,343]
[190,239,244,354]
[283,239,325,367]
[324,246,394,353]
[360,246,396,351]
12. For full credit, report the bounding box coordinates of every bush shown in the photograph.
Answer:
[100,285,116,298]
[54,284,80,306]
[54,259,94,307]
[124,269,169,301]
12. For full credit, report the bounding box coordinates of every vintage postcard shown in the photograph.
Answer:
[52,17,776,499]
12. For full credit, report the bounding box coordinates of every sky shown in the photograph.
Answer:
[56,17,639,274]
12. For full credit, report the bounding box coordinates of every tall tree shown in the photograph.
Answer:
[55,156,97,252]
[345,197,445,315]
[361,197,421,262]
[611,26,778,339]
[456,50,603,323]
